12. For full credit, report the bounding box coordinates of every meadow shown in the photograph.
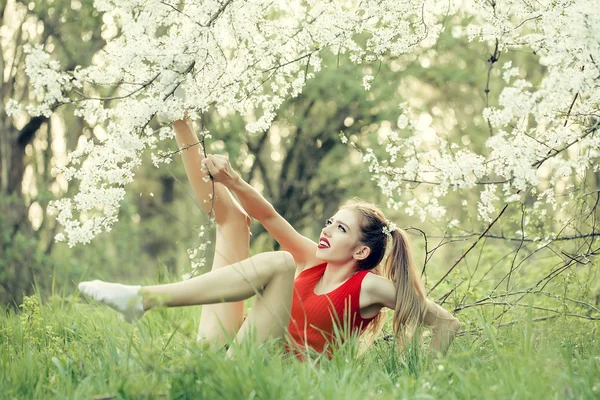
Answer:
[1,287,598,400]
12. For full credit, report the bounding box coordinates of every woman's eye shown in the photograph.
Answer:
[325,219,332,226]
[338,225,346,232]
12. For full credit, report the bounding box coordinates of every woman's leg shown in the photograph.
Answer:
[225,262,294,355]
[197,224,249,346]
[79,252,296,343]
[173,119,251,346]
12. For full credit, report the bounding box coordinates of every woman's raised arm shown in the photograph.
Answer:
[203,154,320,269]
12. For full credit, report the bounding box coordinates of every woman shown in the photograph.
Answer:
[79,118,460,357]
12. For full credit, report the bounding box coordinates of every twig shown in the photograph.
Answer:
[484,38,500,136]
[460,289,600,314]
[304,53,311,84]
[162,61,196,101]
[513,14,542,31]
[263,51,317,73]
[456,315,559,336]
[563,66,584,127]
[431,231,600,243]
[405,226,429,277]
[198,118,216,219]
[73,73,161,102]
[158,1,200,26]
[456,301,600,322]
[429,203,509,293]
[501,203,526,292]
[160,141,202,159]
[205,0,234,27]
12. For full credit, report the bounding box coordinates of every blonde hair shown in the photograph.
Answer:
[341,200,427,346]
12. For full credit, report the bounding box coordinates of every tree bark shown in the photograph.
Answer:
[5,116,47,196]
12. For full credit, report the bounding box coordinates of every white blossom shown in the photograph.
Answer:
[5,99,21,117]
[362,75,374,91]
[17,0,599,243]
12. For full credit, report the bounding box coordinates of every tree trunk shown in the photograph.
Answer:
[0,116,47,305]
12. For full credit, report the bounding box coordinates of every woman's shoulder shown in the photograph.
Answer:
[361,273,394,290]
[360,273,396,309]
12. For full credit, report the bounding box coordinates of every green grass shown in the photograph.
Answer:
[1,291,598,399]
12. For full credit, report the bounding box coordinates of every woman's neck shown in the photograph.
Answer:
[321,260,358,286]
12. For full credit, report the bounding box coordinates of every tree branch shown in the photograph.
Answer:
[205,0,234,27]
[484,38,500,136]
[533,120,599,168]
[16,116,48,148]
[429,203,509,293]
[434,231,600,243]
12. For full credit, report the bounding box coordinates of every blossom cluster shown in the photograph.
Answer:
[18,0,599,244]
[359,0,599,235]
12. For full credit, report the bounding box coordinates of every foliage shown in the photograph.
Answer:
[0,287,598,399]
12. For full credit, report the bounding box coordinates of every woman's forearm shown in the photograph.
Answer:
[422,299,461,356]
[198,151,277,222]
[173,118,197,144]
[430,318,461,356]
[228,175,278,222]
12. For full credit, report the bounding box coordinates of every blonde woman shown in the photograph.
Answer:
[79,118,460,358]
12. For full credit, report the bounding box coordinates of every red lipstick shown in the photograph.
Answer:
[318,237,330,249]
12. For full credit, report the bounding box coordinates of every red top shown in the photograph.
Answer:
[286,263,375,357]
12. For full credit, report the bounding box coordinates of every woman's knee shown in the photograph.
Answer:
[273,251,296,275]
[218,207,251,234]
[251,251,296,277]
[215,209,251,245]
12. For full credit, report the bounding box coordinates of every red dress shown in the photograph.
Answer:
[286,263,375,357]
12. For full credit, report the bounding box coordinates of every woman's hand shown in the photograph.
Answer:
[201,154,241,188]
[422,299,461,357]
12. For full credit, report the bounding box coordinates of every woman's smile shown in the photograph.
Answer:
[318,237,330,249]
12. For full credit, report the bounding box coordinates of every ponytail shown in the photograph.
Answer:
[386,228,427,345]
[360,228,427,348]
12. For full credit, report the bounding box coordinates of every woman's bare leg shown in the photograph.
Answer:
[173,119,251,346]
[197,225,249,346]
[143,251,293,308]
[226,262,294,355]
[79,252,295,343]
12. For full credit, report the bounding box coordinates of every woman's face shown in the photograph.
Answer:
[315,208,368,264]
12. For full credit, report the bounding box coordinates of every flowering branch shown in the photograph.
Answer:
[18,0,599,250]
[205,0,234,27]
[484,38,500,136]
[532,120,599,168]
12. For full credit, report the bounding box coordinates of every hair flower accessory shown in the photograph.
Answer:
[382,221,397,237]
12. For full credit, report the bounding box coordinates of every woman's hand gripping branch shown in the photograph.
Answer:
[201,154,242,188]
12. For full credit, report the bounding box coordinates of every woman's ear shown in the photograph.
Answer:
[353,245,371,261]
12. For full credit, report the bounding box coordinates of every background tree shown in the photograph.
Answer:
[0,0,105,304]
